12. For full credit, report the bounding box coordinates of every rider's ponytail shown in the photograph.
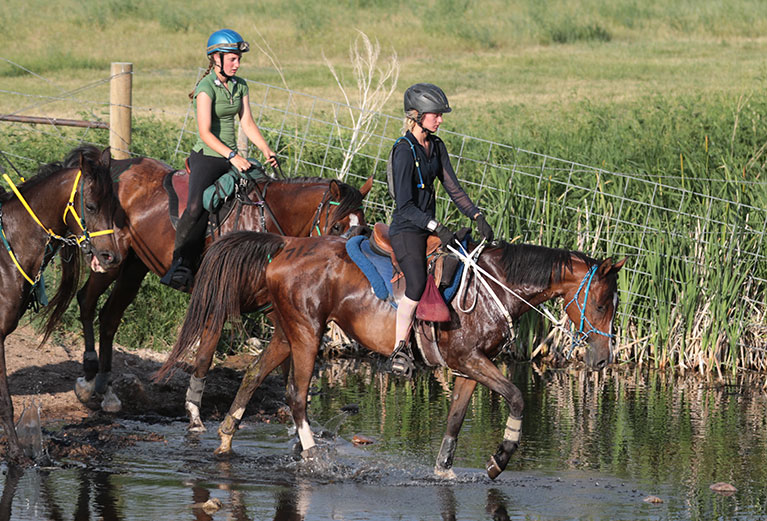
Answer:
[188,56,216,100]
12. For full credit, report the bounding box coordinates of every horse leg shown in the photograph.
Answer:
[76,256,148,413]
[216,326,291,455]
[434,376,478,479]
[455,354,524,480]
[0,335,25,464]
[280,327,321,458]
[75,270,118,402]
[185,315,225,432]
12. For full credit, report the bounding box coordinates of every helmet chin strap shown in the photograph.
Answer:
[216,53,233,81]
[415,113,433,135]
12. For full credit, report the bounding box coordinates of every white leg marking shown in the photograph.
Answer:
[297,420,315,451]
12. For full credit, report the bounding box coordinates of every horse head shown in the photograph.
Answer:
[320,176,372,238]
[68,146,128,271]
[562,256,626,370]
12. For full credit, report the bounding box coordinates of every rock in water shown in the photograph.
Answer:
[16,402,44,461]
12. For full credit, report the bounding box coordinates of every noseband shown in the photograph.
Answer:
[563,264,614,357]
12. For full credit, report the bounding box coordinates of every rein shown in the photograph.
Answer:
[447,242,613,353]
[0,170,115,284]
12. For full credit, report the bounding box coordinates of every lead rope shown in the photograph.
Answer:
[447,241,579,345]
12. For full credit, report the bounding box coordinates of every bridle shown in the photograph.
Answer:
[0,169,115,285]
[563,264,615,357]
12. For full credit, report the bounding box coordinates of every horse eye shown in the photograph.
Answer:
[331,223,342,234]
[85,202,97,213]
[596,304,606,313]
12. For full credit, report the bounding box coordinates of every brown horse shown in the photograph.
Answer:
[73,153,372,412]
[157,230,625,479]
[0,145,125,464]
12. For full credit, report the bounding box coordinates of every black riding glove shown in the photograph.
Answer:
[435,224,456,247]
[475,214,494,242]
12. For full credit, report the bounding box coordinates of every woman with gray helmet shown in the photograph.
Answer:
[388,83,494,376]
[161,29,279,291]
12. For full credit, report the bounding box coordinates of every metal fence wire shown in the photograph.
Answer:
[2,68,766,369]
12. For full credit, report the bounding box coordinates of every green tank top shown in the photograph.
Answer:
[192,73,249,157]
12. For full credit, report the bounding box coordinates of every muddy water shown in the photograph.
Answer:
[2,361,766,520]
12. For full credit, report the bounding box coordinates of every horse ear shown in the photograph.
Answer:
[359,175,373,197]
[329,179,341,199]
[597,257,627,277]
[100,147,112,169]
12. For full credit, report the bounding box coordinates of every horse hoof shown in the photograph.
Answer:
[75,377,96,403]
[100,388,122,413]
[213,445,234,458]
[188,420,207,433]
[434,466,457,480]
[486,455,503,480]
[301,446,320,460]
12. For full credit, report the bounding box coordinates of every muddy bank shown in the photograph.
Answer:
[0,325,288,461]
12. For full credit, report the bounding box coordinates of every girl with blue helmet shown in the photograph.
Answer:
[161,29,278,291]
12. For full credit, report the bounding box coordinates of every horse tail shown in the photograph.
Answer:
[38,244,82,346]
[154,231,285,381]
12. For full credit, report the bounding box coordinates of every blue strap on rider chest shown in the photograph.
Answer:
[387,136,426,199]
[396,136,425,190]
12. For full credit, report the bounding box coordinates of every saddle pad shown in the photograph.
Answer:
[346,235,394,303]
[346,235,469,305]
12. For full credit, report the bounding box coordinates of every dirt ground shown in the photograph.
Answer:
[1,324,288,461]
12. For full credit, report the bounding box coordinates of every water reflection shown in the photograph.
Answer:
[1,364,766,520]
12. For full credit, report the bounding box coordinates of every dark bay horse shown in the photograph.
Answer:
[0,146,125,464]
[73,154,372,412]
[157,231,625,479]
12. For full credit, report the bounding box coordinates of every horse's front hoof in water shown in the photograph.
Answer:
[301,446,320,460]
[434,466,457,480]
[75,376,96,403]
[486,455,503,480]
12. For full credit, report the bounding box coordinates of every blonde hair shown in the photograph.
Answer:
[188,56,216,100]
[401,109,419,135]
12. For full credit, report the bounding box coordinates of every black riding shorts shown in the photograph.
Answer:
[186,149,231,219]
[390,230,428,301]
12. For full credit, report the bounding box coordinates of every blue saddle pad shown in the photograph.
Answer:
[346,236,466,307]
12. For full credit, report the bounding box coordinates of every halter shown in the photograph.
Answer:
[0,170,115,285]
[563,264,614,358]
[308,185,342,237]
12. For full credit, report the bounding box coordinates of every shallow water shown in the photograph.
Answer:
[2,361,766,520]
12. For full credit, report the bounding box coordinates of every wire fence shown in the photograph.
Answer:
[2,65,767,369]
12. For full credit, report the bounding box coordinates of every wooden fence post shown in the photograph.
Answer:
[110,62,132,159]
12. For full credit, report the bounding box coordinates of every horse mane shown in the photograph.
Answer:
[18,144,114,204]
[496,241,595,288]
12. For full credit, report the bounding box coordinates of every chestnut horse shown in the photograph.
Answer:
[73,152,372,411]
[157,231,625,480]
[0,146,125,464]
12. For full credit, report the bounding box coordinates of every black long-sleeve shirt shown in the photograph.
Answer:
[389,131,479,236]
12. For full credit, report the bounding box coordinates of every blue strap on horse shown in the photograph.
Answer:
[564,264,613,357]
[346,235,468,307]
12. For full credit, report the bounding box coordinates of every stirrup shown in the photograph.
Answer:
[389,341,415,379]
[160,258,194,291]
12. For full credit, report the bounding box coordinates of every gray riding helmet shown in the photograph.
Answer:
[404,83,452,117]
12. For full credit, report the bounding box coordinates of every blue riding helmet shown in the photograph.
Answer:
[206,29,250,55]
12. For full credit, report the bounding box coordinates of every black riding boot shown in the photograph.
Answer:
[160,210,208,291]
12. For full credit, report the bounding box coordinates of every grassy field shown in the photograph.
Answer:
[3,0,767,374]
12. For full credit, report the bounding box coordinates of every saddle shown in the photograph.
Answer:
[370,223,445,284]
[162,158,268,236]
[346,225,469,369]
